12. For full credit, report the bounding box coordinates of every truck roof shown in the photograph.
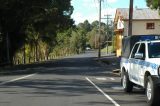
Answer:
[136,40,160,44]
[121,35,160,58]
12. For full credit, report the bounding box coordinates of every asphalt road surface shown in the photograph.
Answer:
[0,51,148,106]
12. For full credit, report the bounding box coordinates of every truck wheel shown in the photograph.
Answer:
[122,72,133,92]
[146,76,160,106]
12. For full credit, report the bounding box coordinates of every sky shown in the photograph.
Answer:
[71,0,147,24]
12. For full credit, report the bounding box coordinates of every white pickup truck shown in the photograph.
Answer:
[121,37,160,105]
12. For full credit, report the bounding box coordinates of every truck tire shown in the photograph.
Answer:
[122,72,133,92]
[146,76,160,106]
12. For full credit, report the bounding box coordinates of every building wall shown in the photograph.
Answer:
[124,20,160,36]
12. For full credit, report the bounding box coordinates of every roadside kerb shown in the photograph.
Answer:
[94,56,120,76]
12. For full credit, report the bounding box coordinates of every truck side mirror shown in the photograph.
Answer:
[134,53,144,59]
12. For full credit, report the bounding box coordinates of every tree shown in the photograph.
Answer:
[0,0,74,64]
[77,20,91,33]
[25,25,41,62]
[146,0,160,9]
[70,31,80,53]
[54,29,72,56]
[87,28,98,49]
[91,21,99,29]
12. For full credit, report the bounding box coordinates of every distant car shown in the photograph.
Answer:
[86,47,91,50]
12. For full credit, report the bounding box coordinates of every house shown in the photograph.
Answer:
[114,8,160,57]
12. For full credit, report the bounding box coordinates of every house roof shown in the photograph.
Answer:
[116,8,160,20]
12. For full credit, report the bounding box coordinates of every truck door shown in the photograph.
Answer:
[136,43,146,86]
[129,43,140,84]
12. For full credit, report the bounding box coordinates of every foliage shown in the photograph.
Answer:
[101,46,114,53]
[87,28,98,49]
[77,20,91,33]
[86,20,114,49]
[70,30,86,53]
[0,0,74,64]
[53,28,86,56]
[52,29,72,57]
[1,12,114,65]
[146,0,160,9]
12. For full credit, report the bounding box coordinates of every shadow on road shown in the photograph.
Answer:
[0,56,119,77]
[0,56,119,96]
[0,56,148,106]
[0,78,97,97]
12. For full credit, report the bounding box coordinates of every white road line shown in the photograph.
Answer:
[112,86,123,90]
[85,77,120,106]
[110,78,115,81]
[0,73,37,85]
[96,77,107,81]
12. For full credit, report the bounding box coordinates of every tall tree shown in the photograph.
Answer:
[77,20,91,33]
[87,28,98,49]
[91,21,99,29]
[0,0,74,64]
[146,0,160,9]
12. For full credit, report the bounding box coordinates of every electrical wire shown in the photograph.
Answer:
[93,0,99,13]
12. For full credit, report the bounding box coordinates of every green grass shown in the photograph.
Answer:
[101,46,114,53]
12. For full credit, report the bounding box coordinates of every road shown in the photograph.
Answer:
[0,51,147,106]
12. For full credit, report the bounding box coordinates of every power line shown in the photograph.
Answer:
[101,14,112,54]
[105,15,112,54]
[101,0,113,55]
[93,0,99,14]
[105,0,114,9]
[102,0,114,19]
[98,0,113,58]
[103,0,108,10]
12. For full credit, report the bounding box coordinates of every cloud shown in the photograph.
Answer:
[71,0,117,24]
[71,12,98,25]
[86,14,99,23]
[71,12,84,24]
[107,0,118,3]
[82,0,99,8]
[71,8,116,25]
[82,0,118,8]
[101,8,116,18]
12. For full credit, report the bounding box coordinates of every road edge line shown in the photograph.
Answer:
[0,73,37,85]
[85,77,120,106]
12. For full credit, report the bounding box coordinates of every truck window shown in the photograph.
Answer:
[137,43,145,59]
[148,42,160,58]
[131,44,139,58]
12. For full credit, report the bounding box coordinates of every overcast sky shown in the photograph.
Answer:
[71,0,147,24]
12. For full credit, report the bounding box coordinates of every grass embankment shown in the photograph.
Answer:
[101,46,114,54]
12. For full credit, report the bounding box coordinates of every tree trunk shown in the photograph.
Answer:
[23,45,26,64]
[35,43,39,62]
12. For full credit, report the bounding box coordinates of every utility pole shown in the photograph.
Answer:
[98,0,102,59]
[102,15,112,54]
[128,0,133,36]
[105,15,112,54]
[111,21,114,53]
